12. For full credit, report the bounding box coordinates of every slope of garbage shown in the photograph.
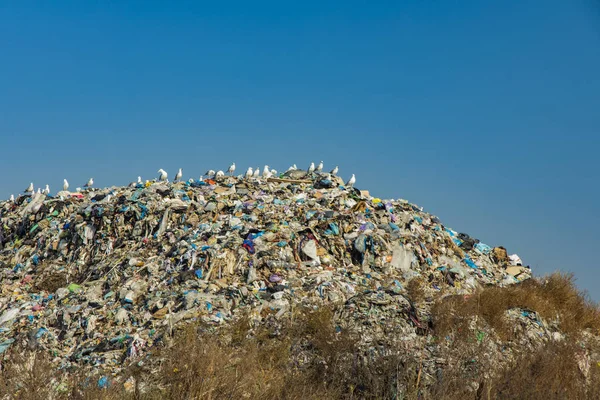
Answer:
[0,169,541,380]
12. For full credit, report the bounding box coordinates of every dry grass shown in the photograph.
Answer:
[406,277,427,305]
[1,273,599,399]
[0,350,60,400]
[490,340,600,399]
[432,272,600,340]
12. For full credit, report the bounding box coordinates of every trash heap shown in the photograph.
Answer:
[0,171,533,375]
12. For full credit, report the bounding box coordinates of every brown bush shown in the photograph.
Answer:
[0,278,599,399]
[406,277,427,305]
[489,339,600,400]
[0,350,59,400]
[432,272,600,340]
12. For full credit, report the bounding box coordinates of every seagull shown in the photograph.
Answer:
[175,168,183,182]
[316,161,323,172]
[307,162,315,174]
[262,165,271,178]
[287,164,297,172]
[43,185,50,195]
[215,170,225,178]
[252,167,260,178]
[84,178,93,188]
[63,179,69,191]
[25,183,34,193]
[205,169,215,178]
[227,163,236,176]
[346,174,356,187]
[9,194,14,202]
[271,169,278,176]
[330,166,339,175]
[36,188,41,194]
[158,169,168,181]
[137,176,142,184]
[245,167,253,179]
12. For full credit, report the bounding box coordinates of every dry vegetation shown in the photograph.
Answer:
[431,272,600,339]
[1,273,599,399]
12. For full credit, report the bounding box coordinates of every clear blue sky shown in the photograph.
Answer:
[1,2,599,298]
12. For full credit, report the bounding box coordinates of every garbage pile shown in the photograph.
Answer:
[0,170,533,376]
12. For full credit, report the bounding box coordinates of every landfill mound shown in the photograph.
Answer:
[1,170,598,395]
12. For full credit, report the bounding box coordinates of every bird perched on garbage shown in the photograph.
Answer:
[137,176,142,184]
[205,169,215,178]
[262,165,271,178]
[43,185,50,195]
[330,166,339,175]
[253,167,260,178]
[9,194,14,202]
[346,174,356,187]
[158,169,168,181]
[227,163,236,176]
[215,170,225,178]
[271,169,278,176]
[36,188,41,194]
[63,179,69,191]
[316,161,323,172]
[287,164,297,172]
[84,178,93,188]
[175,168,182,182]
[308,162,315,174]
[25,183,34,193]
[245,167,253,179]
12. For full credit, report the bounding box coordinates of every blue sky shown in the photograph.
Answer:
[1,1,599,298]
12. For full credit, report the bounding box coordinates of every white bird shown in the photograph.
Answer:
[9,194,14,202]
[271,169,278,176]
[205,169,215,177]
[63,179,69,191]
[175,168,183,182]
[25,183,34,193]
[137,176,142,184]
[316,161,323,172]
[262,165,271,178]
[346,174,356,187]
[245,167,253,179]
[215,170,225,178]
[36,188,41,194]
[43,185,50,195]
[227,162,236,176]
[84,178,93,188]
[330,166,339,175]
[252,167,260,178]
[158,169,168,181]
[307,162,315,174]
[287,164,297,172]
